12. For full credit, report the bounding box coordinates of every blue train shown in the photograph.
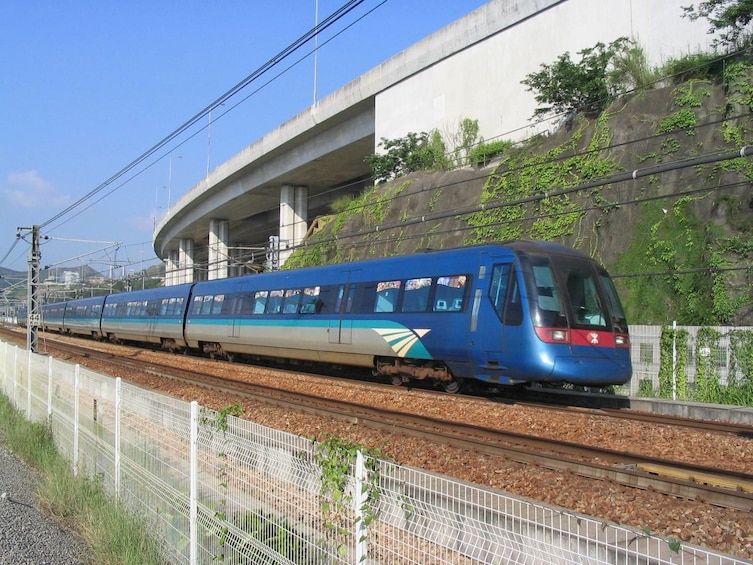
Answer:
[33,241,632,392]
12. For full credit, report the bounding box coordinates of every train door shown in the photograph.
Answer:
[483,258,532,380]
[228,284,246,338]
[328,270,359,344]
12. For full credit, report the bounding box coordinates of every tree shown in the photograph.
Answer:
[683,0,753,49]
[365,131,447,183]
[521,37,633,121]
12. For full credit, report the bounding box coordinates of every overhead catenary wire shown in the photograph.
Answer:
[36,0,369,232]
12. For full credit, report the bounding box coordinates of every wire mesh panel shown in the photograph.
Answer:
[48,359,77,462]
[195,409,347,563]
[73,365,118,490]
[1,338,751,565]
[26,353,50,423]
[117,380,194,563]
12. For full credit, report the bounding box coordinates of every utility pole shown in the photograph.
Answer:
[21,225,41,352]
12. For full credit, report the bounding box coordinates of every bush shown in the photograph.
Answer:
[468,139,513,167]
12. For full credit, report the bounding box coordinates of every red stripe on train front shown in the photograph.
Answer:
[535,327,630,348]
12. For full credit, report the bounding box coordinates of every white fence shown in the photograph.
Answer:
[624,325,752,397]
[0,338,748,564]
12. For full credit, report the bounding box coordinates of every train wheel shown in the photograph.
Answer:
[390,375,403,387]
[442,379,462,394]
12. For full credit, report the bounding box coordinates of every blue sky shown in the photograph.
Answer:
[0,0,489,275]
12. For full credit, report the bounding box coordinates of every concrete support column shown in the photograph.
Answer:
[208,219,229,280]
[279,185,308,267]
[294,185,308,247]
[166,252,179,286]
[179,238,194,284]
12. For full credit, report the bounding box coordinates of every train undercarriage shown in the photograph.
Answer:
[373,356,462,393]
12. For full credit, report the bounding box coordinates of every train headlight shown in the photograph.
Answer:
[534,327,570,343]
[615,334,630,348]
[551,330,568,341]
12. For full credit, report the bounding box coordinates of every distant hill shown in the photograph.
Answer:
[0,267,25,288]
[289,77,753,326]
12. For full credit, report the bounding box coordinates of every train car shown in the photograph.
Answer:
[184,241,631,391]
[61,296,107,338]
[100,285,193,350]
[41,301,67,333]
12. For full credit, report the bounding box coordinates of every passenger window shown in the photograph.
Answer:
[253,291,268,314]
[301,286,321,314]
[200,296,214,315]
[266,290,284,314]
[402,278,432,312]
[282,289,301,314]
[211,294,225,315]
[374,281,401,313]
[434,275,467,312]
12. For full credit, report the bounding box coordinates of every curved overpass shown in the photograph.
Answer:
[154,0,709,284]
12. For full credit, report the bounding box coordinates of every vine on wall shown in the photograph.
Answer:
[658,327,689,399]
[464,114,619,245]
[314,436,382,561]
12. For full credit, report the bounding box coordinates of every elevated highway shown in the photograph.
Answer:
[153,0,709,284]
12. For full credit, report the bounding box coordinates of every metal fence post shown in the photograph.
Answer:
[115,378,121,498]
[73,364,80,477]
[47,355,53,422]
[672,321,677,400]
[13,345,18,408]
[354,450,368,563]
[190,400,199,565]
[26,347,32,415]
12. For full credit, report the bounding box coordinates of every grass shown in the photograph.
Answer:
[0,392,165,565]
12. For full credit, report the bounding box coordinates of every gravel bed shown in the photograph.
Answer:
[0,446,91,565]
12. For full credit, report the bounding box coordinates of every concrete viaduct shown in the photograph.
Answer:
[153,0,710,285]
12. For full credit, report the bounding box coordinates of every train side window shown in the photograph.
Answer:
[200,296,212,315]
[402,278,432,312]
[434,275,468,312]
[252,291,268,314]
[301,286,321,314]
[191,296,206,315]
[211,294,225,315]
[506,277,523,326]
[266,290,284,314]
[374,280,401,313]
[282,289,302,314]
[489,264,523,326]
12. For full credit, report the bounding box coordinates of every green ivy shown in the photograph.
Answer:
[464,114,618,245]
[728,329,753,390]
[199,404,244,561]
[694,327,723,403]
[314,436,382,561]
[658,327,688,399]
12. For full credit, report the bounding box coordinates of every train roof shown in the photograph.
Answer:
[191,240,597,292]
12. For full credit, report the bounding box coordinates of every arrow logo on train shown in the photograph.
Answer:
[372,328,431,357]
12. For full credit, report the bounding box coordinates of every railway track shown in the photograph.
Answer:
[10,328,753,512]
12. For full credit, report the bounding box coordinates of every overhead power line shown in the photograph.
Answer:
[38,0,369,231]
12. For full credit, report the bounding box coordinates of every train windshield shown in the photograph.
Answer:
[519,253,627,331]
[526,253,628,332]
